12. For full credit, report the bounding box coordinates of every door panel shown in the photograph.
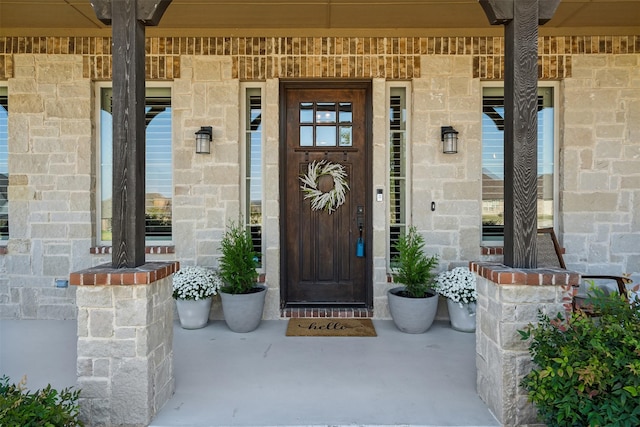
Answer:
[281,83,371,306]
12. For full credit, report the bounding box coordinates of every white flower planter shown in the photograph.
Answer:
[176,297,213,329]
[446,299,476,333]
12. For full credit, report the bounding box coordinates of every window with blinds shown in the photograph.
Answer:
[482,86,555,242]
[389,87,407,261]
[99,87,173,243]
[244,87,263,267]
[0,87,8,242]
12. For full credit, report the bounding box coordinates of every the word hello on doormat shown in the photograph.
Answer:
[286,318,377,337]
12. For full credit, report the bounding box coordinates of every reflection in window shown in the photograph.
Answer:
[99,87,173,243]
[300,102,313,123]
[482,87,555,242]
[0,87,8,241]
[339,126,352,147]
[245,88,263,267]
[316,126,336,146]
[339,102,352,123]
[300,126,314,147]
[316,102,336,123]
[389,87,407,261]
[298,102,352,147]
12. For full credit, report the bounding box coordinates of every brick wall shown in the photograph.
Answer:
[2,36,639,81]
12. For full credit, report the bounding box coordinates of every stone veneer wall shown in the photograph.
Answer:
[561,54,640,280]
[412,55,482,262]
[472,261,578,426]
[170,55,251,319]
[0,35,638,320]
[72,262,177,426]
[1,54,92,319]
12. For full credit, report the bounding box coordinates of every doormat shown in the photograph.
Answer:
[286,318,377,337]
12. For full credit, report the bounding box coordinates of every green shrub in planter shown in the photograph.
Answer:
[218,219,259,295]
[0,375,83,426]
[391,225,439,298]
[519,287,640,427]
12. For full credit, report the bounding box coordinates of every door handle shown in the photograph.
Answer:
[356,206,365,257]
[356,205,365,230]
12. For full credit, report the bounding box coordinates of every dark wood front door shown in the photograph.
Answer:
[281,81,372,307]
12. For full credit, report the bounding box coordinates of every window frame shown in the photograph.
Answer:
[480,81,560,245]
[95,81,174,246]
[240,82,266,271]
[0,85,8,244]
[386,82,412,267]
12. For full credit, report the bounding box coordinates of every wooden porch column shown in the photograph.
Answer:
[91,0,171,268]
[479,0,559,268]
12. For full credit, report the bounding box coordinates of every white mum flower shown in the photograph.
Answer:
[172,266,223,301]
[434,267,478,305]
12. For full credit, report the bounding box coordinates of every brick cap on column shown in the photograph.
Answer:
[470,261,580,286]
[70,261,180,286]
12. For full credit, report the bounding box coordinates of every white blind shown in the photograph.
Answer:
[245,88,263,266]
[389,87,407,259]
[0,87,8,241]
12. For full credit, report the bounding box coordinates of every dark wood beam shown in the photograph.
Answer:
[479,0,559,269]
[479,0,560,24]
[91,0,172,26]
[479,0,513,24]
[502,0,539,269]
[111,1,146,268]
[91,0,171,268]
[538,0,561,23]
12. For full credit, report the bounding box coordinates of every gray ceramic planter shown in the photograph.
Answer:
[446,299,476,333]
[175,297,213,329]
[220,285,267,333]
[387,286,439,333]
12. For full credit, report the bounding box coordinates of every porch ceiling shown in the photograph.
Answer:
[0,0,639,36]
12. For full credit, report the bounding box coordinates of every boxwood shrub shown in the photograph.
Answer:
[0,375,83,426]
[519,287,640,427]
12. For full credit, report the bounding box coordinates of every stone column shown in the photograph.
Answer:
[471,261,579,426]
[71,261,178,426]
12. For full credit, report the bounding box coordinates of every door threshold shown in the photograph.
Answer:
[281,307,373,318]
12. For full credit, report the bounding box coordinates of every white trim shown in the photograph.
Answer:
[385,82,412,267]
[0,84,8,246]
[550,82,560,235]
[240,82,266,271]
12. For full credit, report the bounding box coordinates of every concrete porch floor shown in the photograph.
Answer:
[1,319,499,427]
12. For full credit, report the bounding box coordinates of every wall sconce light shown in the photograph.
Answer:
[195,126,212,154]
[441,126,459,154]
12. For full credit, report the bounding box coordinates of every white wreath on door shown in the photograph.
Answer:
[299,160,350,214]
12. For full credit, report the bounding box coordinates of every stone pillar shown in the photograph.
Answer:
[471,261,579,426]
[71,261,178,426]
